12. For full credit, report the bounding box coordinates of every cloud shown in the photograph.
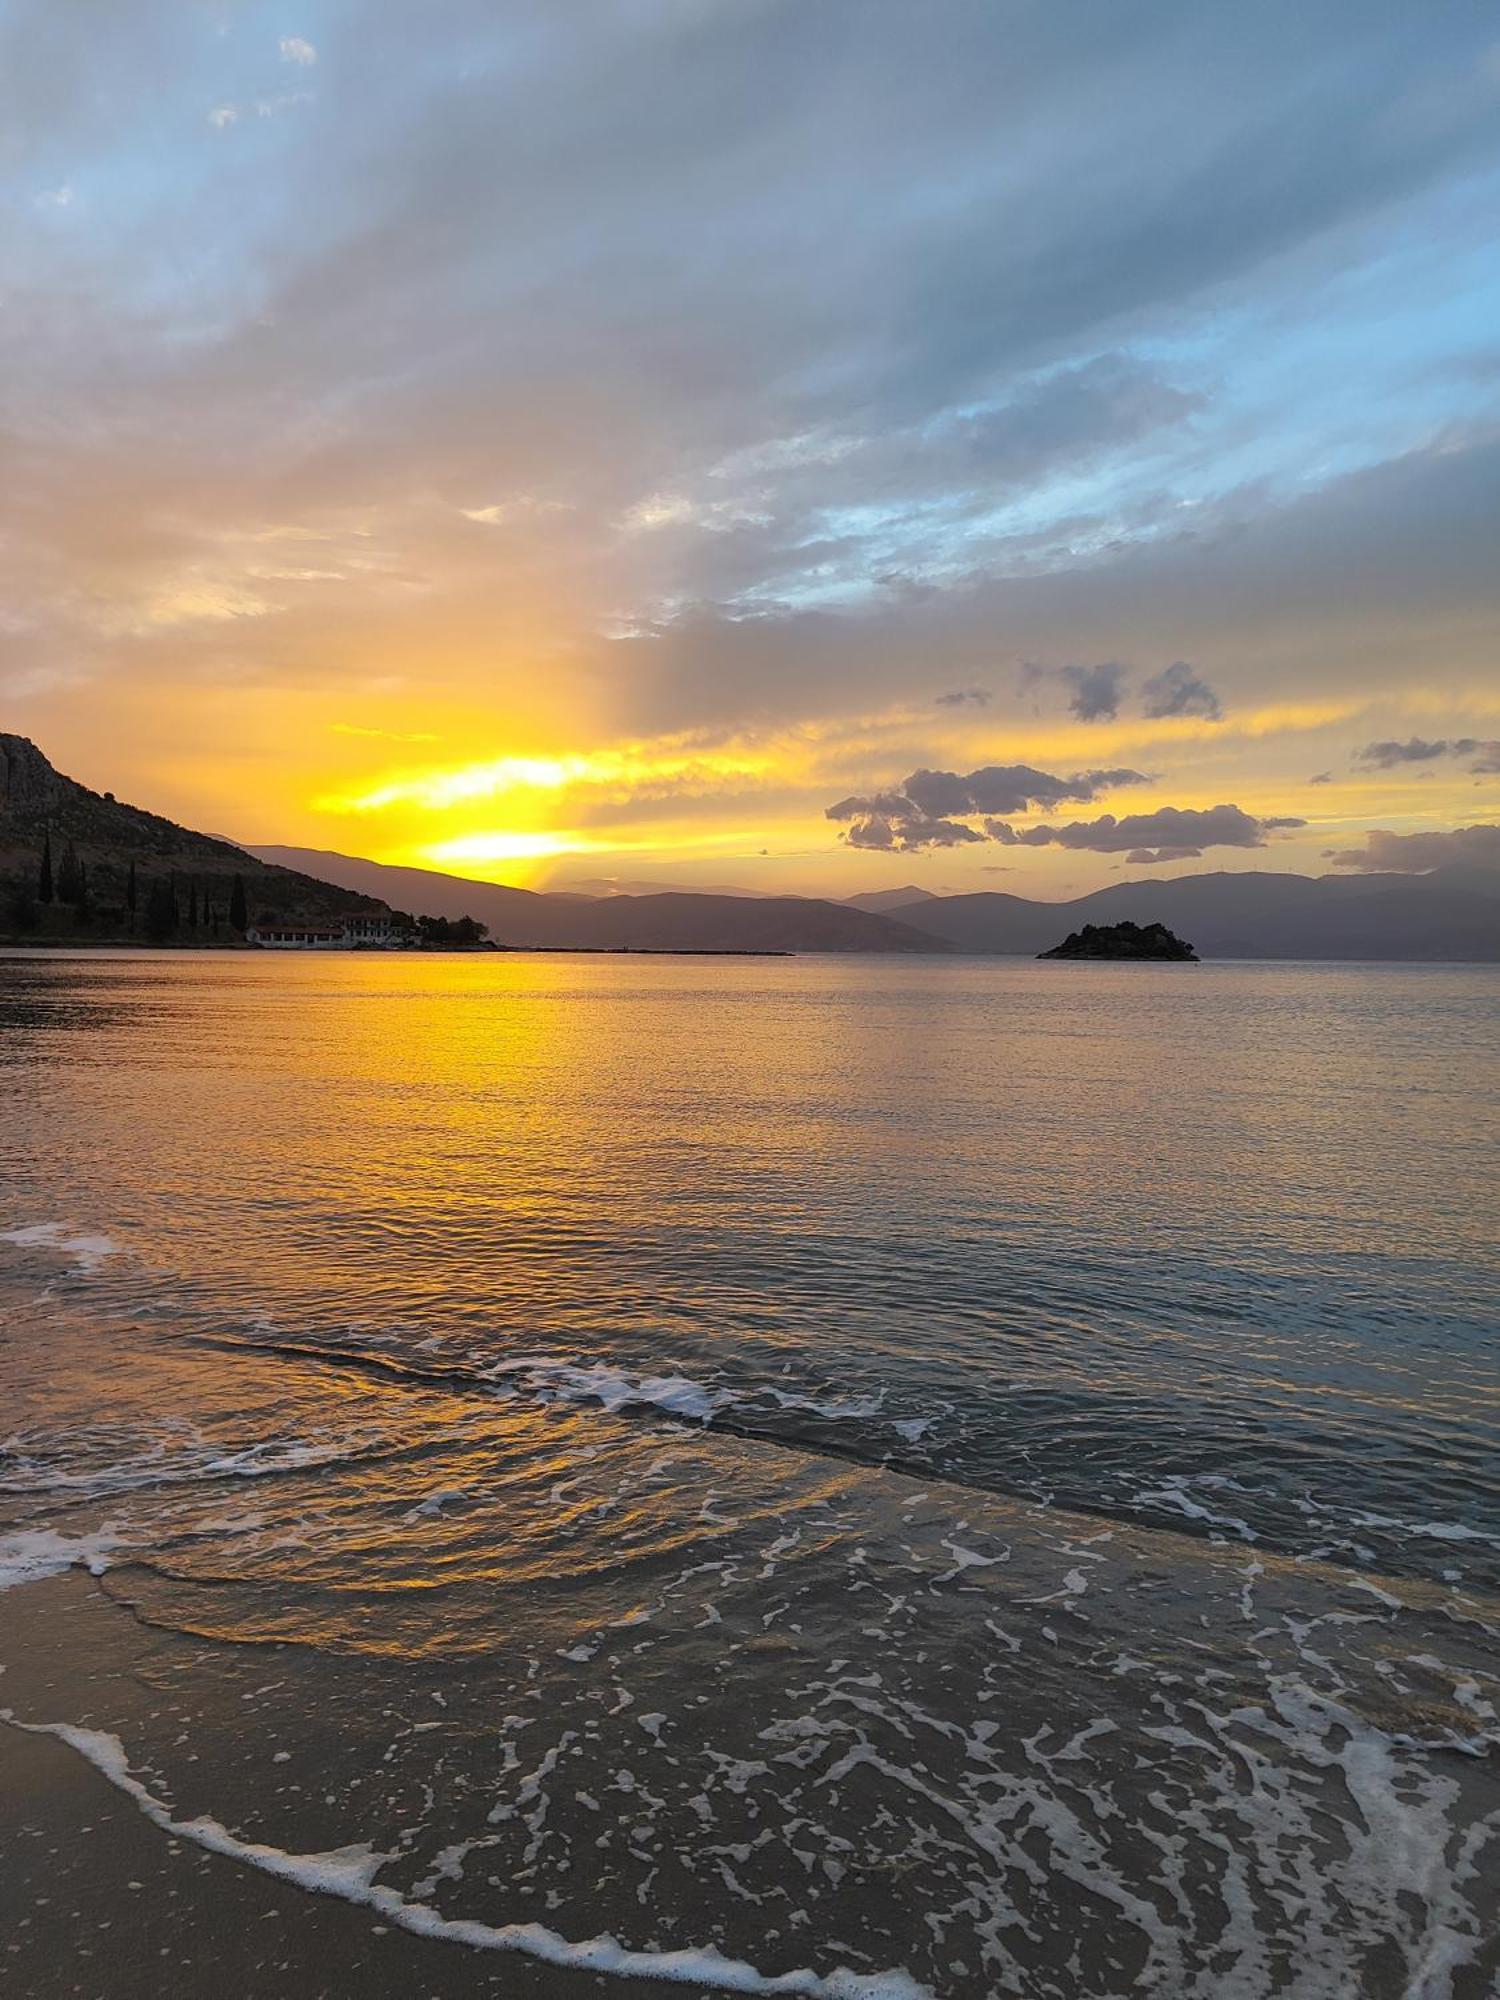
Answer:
[934,686,991,708]
[1309,771,1334,784]
[842,812,986,851]
[279,36,317,66]
[984,803,1305,863]
[207,104,238,130]
[1354,735,1500,769]
[3,0,1500,880]
[1323,824,1500,873]
[1024,657,1223,725]
[1059,662,1127,721]
[1140,660,1223,720]
[828,761,1150,849]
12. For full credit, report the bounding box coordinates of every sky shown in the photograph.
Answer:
[3,0,1499,899]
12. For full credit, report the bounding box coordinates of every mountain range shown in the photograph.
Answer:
[252,847,1499,961]
[879,868,1500,961]
[2,735,1495,958]
[250,848,945,953]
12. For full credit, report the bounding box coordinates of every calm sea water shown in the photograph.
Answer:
[2,950,1498,1997]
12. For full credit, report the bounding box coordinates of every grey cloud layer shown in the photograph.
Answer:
[1060,664,1128,722]
[1354,737,1500,771]
[1140,662,1223,721]
[827,763,1150,849]
[1325,824,1500,872]
[826,772,1305,864]
[987,804,1306,864]
[1021,660,1225,726]
[830,783,1306,860]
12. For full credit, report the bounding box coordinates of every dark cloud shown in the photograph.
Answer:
[1354,736,1500,769]
[902,763,1150,817]
[934,687,991,708]
[1309,772,1335,784]
[828,762,1150,849]
[984,803,1305,861]
[1323,824,1500,873]
[1140,661,1223,720]
[1060,662,1128,721]
[1024,657,1223,725]
[835,810,987,852]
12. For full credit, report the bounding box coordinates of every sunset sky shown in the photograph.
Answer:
[4,1,1499,897]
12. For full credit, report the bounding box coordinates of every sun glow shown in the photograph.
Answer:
[319,746,776,817]
[425,830,594,865]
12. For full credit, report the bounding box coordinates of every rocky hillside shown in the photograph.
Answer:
[0,735,386,941]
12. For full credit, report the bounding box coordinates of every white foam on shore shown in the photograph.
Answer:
[0,1223,121,1272]
[0,1526,121,1591]
[1,1713,933,2000]
[488,1357,736,1423]
[486,1356,900,1432]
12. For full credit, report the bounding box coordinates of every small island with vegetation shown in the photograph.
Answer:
[1039,919,1198,961]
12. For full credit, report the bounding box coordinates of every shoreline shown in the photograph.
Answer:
[0,938,796,958]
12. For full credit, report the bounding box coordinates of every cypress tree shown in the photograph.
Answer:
[38,831,54,904]
[8,881,39,932]
[144,877,177,942]
[188,882,199,930]
[56,841,84,904]
[229,873,248,932]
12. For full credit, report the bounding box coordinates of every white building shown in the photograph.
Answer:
[245,922,346,949]
[245,913,404,949]
[341,912,398,946]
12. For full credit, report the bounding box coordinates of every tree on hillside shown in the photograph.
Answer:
[416,913,489,946]
[72,858,91,928]
[126,860,137,924]
[56,840,84,905]
[38,831,53,905]
[144,877,178,942]
[8,881,39,932]
[229,874,248,932]
[187,882,199,930]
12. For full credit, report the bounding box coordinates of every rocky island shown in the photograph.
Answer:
[1039,919,1198,961]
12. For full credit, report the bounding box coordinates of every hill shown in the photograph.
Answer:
[250,847,949,953]
[879,870,1500,961]
[0,735,386,942]
[843,885,940,913]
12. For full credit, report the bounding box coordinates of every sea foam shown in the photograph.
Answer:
[1,1713,934,1999]
[0,1222,121,1272]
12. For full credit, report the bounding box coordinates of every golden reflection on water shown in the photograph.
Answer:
[4,947,1498,1601]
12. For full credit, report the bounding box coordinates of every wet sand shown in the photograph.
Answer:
[1,1573,703,2000]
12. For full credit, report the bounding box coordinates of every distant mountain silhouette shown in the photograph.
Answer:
[551,874,768,899]
[9,732,1491,960]
[0,736,385,939]
[843,885,941,913]
[882,869,1500,961]
[250,848,950,953]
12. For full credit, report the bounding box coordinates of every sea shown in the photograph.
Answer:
[1,948,1497,1998]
